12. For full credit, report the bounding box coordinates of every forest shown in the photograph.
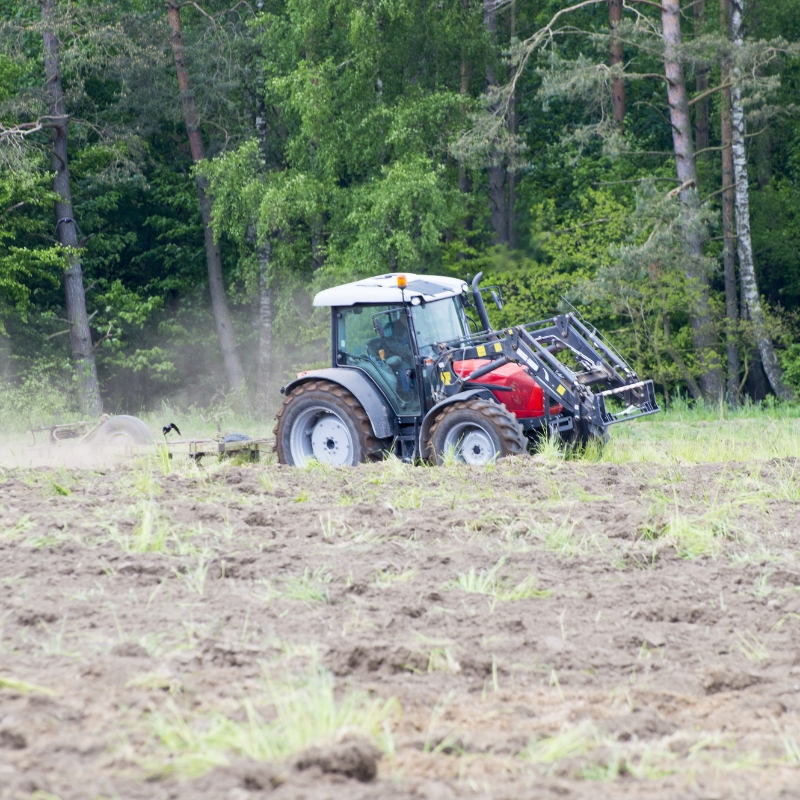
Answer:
[1,0,800,424]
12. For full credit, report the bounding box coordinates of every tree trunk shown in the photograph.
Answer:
[664,313,703,401]
[484,0,507,244]
[693,0,709,156]
[720,0,740,405]
[41,0,102,417]
[729,0,792,399]
[458,59,472,195]
[507,0,516,248]
[609,0,625,131]
[661,0,723,402]
[167,3,246,396]
[252,30,275,413]
[755,126,772,190]
[255,239,273,410]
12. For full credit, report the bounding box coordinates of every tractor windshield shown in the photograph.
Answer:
[411,297,468,358]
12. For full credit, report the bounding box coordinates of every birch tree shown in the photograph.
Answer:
[729,0,792,400]
[719,0,740,404]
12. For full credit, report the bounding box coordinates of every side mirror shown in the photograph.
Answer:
[373,316,384,337]
[490,290,503,310]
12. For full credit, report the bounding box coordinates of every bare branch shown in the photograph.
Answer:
[688,82,733,107]
[695,127,766,156]
[625,0,666,10]
[666,179,696,198]
[701,184,736,204]
[175,1,218,27]
[92,323,114,350]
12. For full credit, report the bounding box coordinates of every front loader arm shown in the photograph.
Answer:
[431,312,659,431]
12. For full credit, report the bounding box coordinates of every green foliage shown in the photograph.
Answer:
[0,0,798,414]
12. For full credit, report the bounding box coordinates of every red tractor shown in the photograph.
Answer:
[275,273,659,466]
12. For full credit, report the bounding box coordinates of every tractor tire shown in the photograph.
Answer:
[92,415,154,446]
[273,380,387,467]
[427,398,526,466]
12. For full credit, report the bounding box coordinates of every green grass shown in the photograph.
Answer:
[0,675,57,695]
[602,399,800,464]
[521,724,598,764]
[283,568,334,604]
[143,665,400,778]
[374,568,417,587]
[443,558,550,608]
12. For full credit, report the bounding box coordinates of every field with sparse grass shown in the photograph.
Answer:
[1,403,800,800]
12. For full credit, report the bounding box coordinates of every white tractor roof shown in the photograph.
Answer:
[313,273,468,307]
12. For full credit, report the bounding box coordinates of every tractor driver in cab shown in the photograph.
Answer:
[368,310,416,399]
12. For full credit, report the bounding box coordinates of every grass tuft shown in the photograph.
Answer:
[284,568,333,604]
[444,558,550,608]
[0,675,57,695]
[144,665,400,778]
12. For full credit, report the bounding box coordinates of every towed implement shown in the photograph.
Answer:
[24,414,270,462]
[275,272,659,466]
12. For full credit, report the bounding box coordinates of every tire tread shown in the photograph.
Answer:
[427,398,525,464]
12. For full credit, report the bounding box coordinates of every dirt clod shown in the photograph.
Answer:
[295,739,381,782]
[244,510,270,527]
[0,726,27,750]
[110,642,150,658]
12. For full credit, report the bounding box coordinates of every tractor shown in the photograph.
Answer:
[274,272,660,466]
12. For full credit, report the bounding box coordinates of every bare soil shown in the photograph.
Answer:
[1,454,800,799]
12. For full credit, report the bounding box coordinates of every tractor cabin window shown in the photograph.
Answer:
[337,306,421,415]
[411,297,468,358]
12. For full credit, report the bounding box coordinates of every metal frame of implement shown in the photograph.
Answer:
[431,310,660,435]
[26,423,272,460]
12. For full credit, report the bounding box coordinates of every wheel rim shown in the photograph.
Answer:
[290,407,354,466]
[442,422,498,466]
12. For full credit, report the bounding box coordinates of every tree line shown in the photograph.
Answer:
[1,0,799,422]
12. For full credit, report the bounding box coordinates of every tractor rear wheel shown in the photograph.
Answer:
[274,380,386,467]
[427,398,526,466]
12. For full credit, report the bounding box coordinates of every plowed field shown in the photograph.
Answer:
[1,440,800,799]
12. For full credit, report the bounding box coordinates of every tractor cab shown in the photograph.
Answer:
[318,273,473,419]
[275,272,660,467]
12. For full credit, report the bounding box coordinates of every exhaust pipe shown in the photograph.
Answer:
[471,272,492,332]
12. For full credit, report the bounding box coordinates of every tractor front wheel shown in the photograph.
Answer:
[274,380,386,467]
[427,398,526,466]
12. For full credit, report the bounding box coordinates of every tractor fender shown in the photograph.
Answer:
[418,388,497,460]
[281,367,399,440]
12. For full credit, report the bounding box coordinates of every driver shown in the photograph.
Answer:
[377,316,415,396]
